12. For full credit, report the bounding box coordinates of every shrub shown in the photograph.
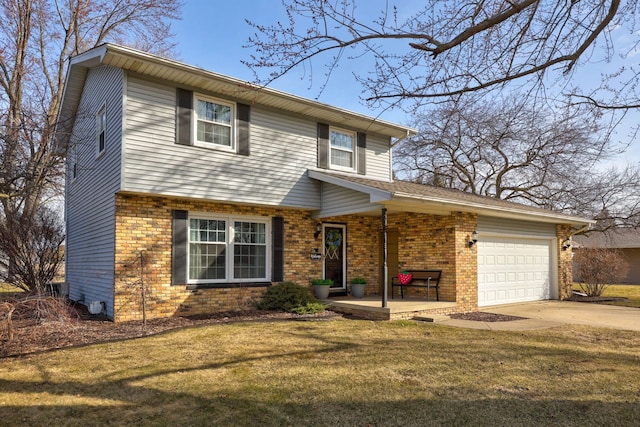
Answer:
[256,282,324,313]
[573,247,628,297]
[289,302,326,315]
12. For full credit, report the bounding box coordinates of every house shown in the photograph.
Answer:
[574,229,640,284]
[55,44,593,321]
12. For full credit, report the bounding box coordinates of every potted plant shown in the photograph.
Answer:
[311,278,332,299]
[350,277,367,298]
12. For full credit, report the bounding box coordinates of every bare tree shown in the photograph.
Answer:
[0,0,182,291]
[573,247,628,296]
[244,1,639,110]
[394,96,640,226]
[0,206,64,292]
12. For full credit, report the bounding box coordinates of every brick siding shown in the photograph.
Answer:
[112,193,568,321]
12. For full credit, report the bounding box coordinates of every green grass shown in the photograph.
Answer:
[1,319,639,426]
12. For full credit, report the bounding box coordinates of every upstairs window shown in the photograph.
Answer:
[195,95,234,149]
[97,105,106,155]
[330,128,355,171]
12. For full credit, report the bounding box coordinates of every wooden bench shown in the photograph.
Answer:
[391,270,441,301]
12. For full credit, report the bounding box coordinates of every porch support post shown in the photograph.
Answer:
[382,207,388,308]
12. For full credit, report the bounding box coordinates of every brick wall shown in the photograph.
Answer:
[557,224,574,300]
[113,194,391,321]
[387,211,477,311]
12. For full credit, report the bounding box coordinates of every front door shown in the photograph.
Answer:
[323,224,346,293]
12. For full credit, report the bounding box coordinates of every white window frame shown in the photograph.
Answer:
[187,213,271,284]
[193,93,236,152]
[329,127,356,172]
[96,104,106,157]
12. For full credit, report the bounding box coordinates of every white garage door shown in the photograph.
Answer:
[478,237,552,307]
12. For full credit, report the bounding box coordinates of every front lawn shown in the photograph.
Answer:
[1,319,638,426]
[574,283,640,308]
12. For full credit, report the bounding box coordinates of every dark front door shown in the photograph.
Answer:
[323,224,346,293]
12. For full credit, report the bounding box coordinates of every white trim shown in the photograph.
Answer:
[308,170,392,202]
[193,93,236,152]
[187,212,271,284]
[329,127,356,173]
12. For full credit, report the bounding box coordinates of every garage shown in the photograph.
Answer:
[477,236,554,307]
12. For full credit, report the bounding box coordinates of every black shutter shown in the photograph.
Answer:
[237,103,250,156]
[172,210,188,285]
[357,132,366,175]
[317,123,329,169]
[272,216,284,282]
[176,88,192,146]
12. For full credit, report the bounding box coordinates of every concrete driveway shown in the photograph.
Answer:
[438,300,640,331]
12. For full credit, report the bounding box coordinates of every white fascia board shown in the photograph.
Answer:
[308,170,393,203]
[391,193,594,226]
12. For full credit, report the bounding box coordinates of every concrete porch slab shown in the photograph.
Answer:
[325,296,457,320]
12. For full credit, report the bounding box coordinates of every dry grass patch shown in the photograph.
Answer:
[0,319,639,426]
[574,284,640,308]
[601,284,640,308]
[0,283,23,299]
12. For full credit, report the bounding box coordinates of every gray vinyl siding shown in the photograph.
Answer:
[317,183,377,217]
[477,216,557,238]
[122,76,391,207]
[364,134,392,181]
[65,65,123,318]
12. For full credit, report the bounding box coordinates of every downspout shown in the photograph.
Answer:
[382,207,388,308]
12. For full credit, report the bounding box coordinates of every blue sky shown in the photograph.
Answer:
[172,1,409,125]
[172,1,639,164]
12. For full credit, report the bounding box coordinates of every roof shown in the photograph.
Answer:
[309,170,594,226]
[574,228,640,249]
[55,44,415,147]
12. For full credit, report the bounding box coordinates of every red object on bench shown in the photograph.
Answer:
[391,270,441,301]
[397,272,413,285]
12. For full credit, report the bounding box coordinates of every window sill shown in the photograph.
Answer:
[192,141,236,153]
[329,165,356,173]
[186,282,271,291]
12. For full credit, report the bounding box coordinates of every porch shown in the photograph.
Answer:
[325,296,458,321]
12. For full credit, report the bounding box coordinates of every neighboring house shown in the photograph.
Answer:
[55,44,593,321]
[574,229,640,284]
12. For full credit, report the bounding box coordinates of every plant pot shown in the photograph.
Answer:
[351,283,366,298]
[313,284,331,299]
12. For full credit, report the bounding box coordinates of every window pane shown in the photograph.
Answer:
[190,219,226,242]
[197,100,231,124]
[234,245,266,279]
[234,221,266,244]
[331,148,353,167]
[330,130,353,149]
[233,221,267,279]
[197,122,231,146]
[190,243,226,280]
